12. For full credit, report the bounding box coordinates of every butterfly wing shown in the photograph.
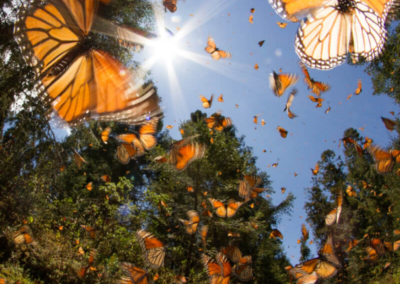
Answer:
[381,116,396,131]
[121,262,150,284]
[205,37,217,54]
[138,123,157,150]
[136,230,166,269]
[226,199,243,218]
[101,127,111,143]
[208,198,227,218]
[232,264,253,282]
[117,144,137,164]
[169,138,205,170]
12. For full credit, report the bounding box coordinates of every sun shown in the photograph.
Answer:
[149,33,181,62]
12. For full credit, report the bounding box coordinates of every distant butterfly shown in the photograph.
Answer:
[199,225,208,245]
[284,89,298,118]
[277,126,288,138]
[101,127,111,144]
[270,229,283,239]
[354,79,363,95]
[205,113,232,131]
[179,210,199,235]
[136,230,166,269]
[249,14,254,24]
[363,137,372,149]
[281,187,286,194]
[86,182,93,191]
[301,63,330,95]
[163,0,177,13]
[166,125,173,129]
[311,164,319,175]
[308,96,324,107]
[218,94,224,102]
[254,64,259,70]
[342,137,363,157]
[208,198,243,218]
[261,119,266,126]
[81,225,96,239]
[238,175,262,198]
[381,116,397,131]
[258,40,265,47]
[200,94,214,108]
[325,189,343,225]
[221,245,243,263]
[325,106,331,114]
[205,37,231,60]
[277,22,287,28]
[269,71,298,97]
[253,114,262,124]
[72,149,88,169]
[101,175,111,182]
[13,226,36,245]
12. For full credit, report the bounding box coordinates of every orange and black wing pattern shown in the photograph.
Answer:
[300,63,330,96]
[205,37,231,60]
[13,225,35,245]
[168,136,206,171]
[119,262,151,284]
[136,229,166,269]
[163,0,177,13]
[179,210,200,235]
[381,116,397,131]
[81,225,96,239]
[202,254,223,284]
[117,143,137,164]
[269,71,298,97]
[269,229,283,239]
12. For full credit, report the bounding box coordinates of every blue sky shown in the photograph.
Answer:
[135,0,398,264]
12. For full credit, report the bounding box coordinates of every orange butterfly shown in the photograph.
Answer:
[363,137,372,149]
[325,106,331,114]
[205,37,231,60]
[179,210,200,235]
[77,249,97,279]
[311,164,319,175]
[301,224,309,241]
[173,275,187,283]
[269,71,298,97]
[136,230,166,269]
[284,89,297,119]
[354,79,362,95]
[81,225,96,239]
[221,245,243,263]
[200,94,214,108]
[300,62,330,96]
[101,175,111,182]
[119,262,151,284]
[325,189,342,226]
[72,149,88,169]
[218,94,224,102]
[281,187,286,194]
[277,126,288,138]
[116,143,137,164]
[249,14,254,24]
[277,22,287,28]
[347,239,359,252]
[117,123,157,158]
[342,137,363,158]
[202,253,231,284]
[14,0,161,125]
[205,113,232,131]
[13,226,36,245]
[258,40,265,47]
[238,175,262,198]
[308,95,324,107]
[269,229,283,239]
[166,125,173,129]
[101,127,111,144]
[253,113,262,124]
[381,116,397,131]
[208,198,243,218]
[199,225,208,245]
[165,136,206,171]
[367,145,400,174]
[86,182,93,191]
[244,187,267,203]
[163,0,177,13]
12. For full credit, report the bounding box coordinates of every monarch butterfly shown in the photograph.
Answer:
[178,210,199,235]
[311,164,319,175]
[261,119,265,126]
[101,175,111,182]
[136,230,166,269]
[259,40,265,47]
[116,143,137,164]
[14,0,161,125]
[205,37,231,60]
[269,72,298,97]
[86,182,93,191]
[199,225,208,245]
[218,94,224,102]
[202,253,231,284]
[269,0,395,69]
[238,175,262,198]
[173,275,187,283]
[347,239,359,252]
[221,245,243,263]
[232,263,253,282]
[289,235,340,279]
[13,226,35,245]
[101,127,111,144]
[284,89,297,118]
[77,249,97,279]
[384,240,400,251]
[81,225,96,239]
[367,145,400,174]
[117,123,157,158]
[326,189,343,225]
[365,246,379,262]
[228,231,240,238]
[300,63,330,95]
[354,79,363,95]
[254,64,259,70]
[246,187,267,200]
[202,210,213,217]
[249,14,254,24]
[205,113,232,132]
[363,137,372,149]
[381,116,397,131]
[269,229,283,239]
[277,126,288,138]
[163,0,177,13]
[272,163,279,167]
[301,224,309,241]
[277,22,287,28]
[325,106,331,114]
[199,94,214,108]
[119,262,151,284]
[166,136,206,171]
[72,149,88,169]
[342,137,363,157]
[253,113,262,124]
[361,180,373,189]
[208,198,243,218]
